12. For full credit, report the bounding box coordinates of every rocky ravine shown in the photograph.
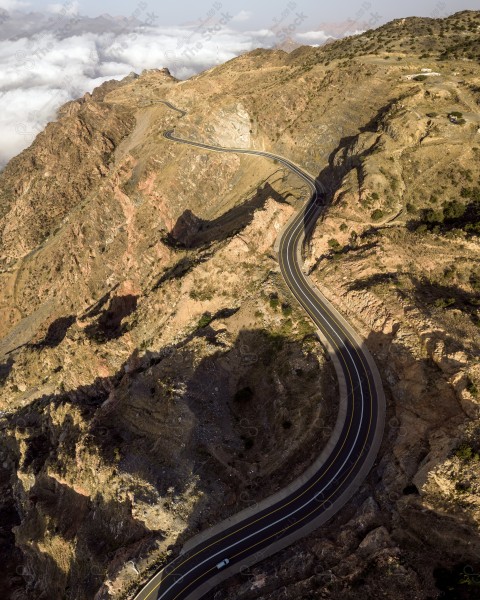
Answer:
[1,11,480,600]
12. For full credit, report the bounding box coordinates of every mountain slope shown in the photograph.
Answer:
[0,10,479,600]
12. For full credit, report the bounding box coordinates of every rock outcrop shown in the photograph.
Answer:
[0,9,479,600]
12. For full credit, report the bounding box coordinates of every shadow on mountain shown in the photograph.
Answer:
[347,272,399,292]
[31,315,76,350]
[22,474,160,600]
[300,132,374,250]
[307,238,379,275]
[84,295,138,342]
[0,356,14,384]
[1,325,337,598]
[208,325,479,600]
[409,276,479,314]
[182,307,239,348]
[434,563,480,600]
[314,134,361,201]
[4,319,480,600]
[301,97,413,250]
[359,96,401,134]
[166,182,291,249]
[331,239,379,261]
[0,459,23,599]
[405,197,480,237]
[347,272,480,349]
[153,250,214,291]
[80,284,120,320]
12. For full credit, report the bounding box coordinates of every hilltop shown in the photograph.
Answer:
[0,10,479,600]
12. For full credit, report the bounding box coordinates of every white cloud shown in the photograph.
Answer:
[296,30,330,43]
[0,0,29,9]
[0,86,70,166]
[232,10,252,23]
[244,29,275,38]
[47,1,79,16]
[0,21,259,166]
[343,29,366,37]
[0,12,352,167]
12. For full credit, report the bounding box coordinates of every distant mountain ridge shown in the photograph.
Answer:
[0,10,479,600]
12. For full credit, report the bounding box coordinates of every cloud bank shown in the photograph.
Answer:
[0,1,29,10]
[0,7,348,167]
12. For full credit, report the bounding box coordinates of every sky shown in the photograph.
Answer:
[18,1,480,24]
[0,0,478,166]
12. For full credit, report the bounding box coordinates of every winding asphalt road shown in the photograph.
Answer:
[132,102,385,600]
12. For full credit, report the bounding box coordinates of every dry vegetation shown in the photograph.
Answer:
[0,9,479,600]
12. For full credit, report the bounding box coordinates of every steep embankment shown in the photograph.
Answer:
[0,10,479,600]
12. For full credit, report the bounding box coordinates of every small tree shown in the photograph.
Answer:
[269,293,279,310]
[466,378,478,397]
[328,238,342,252]
[422,208,443,224]
[197,312,213,329]
[443,200,466,221]
[434,297,455,309]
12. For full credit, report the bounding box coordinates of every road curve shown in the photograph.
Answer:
[132,103,386,600]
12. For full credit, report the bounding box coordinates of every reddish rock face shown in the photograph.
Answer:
[1,9,480,600]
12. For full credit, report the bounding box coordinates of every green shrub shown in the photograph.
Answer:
[443,266,456,281]
[443,200,466,221]
[349,231,358,246]
[470,271,480,291]
[455,444,479,462]
[328,238,342,251]
[269,293,279,310]
[434,297,456,309]
[197,312,213,329]
[371,209,384,221]
[466,378,478,397]
[189,287,214,301]
[422,208,444,223]
[414,75,428,81]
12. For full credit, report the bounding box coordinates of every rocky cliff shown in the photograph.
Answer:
[0,10,479,600]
